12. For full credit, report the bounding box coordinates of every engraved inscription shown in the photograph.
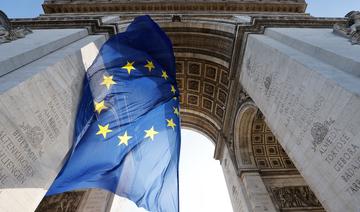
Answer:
[243,49,360,201]
[34,96,67,141]
[245,55,326,145]
[0,130,38,185]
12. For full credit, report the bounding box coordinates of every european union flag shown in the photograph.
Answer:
[47,16,180,212]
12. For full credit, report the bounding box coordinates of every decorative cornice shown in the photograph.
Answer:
[42,1,307,14]
[10,17,118,36]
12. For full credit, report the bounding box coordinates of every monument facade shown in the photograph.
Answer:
[0,0,359,211]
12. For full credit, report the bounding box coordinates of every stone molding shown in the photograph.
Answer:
[10,16,118,36]
[233,100,258,170]
[42,1,307,14]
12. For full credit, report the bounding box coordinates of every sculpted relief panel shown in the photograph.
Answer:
[270,186,323,210]
[333,11,360,45]
[0,10,32,44]
[36,191,86,212]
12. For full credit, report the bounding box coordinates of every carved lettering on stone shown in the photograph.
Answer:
[242,31,360,211]
[245,54,326,145]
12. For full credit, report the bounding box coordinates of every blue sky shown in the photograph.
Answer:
[1,0,360,18]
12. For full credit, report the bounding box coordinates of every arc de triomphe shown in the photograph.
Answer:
[0,1,359,211]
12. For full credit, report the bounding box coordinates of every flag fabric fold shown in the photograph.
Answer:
[47,15,181,212]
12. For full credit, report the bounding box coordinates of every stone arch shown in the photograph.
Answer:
[152,16,237,145]
[246,109,324,211]
[233,100,258,170]
[233,101,297,172]
[250,111,296,171]
[231,101,324,211]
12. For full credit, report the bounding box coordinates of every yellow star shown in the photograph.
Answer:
[94,100,108,114]
[122,61,136,75]
[144,60,155,72]
[161,70,169,80]
[96,124,112,139]
[173,97,177,100]
[171,85,176,94]
[173,107,180,116]
[118,131,132,146]
[101,75,116,90]
[166,118,176,130]
[144,126,159,141]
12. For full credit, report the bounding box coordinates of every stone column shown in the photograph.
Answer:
[241,172,276,212]
[221,144,276,212]
[240,27,360,211]
[77,189,114,212]
[0,28,106,212]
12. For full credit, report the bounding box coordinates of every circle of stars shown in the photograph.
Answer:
[95,59,180,147]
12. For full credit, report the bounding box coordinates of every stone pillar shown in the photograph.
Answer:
[76,189,114,212]
[241,172,276,212]
[221,144,276,212]
[0,28,106,212]
[240,27,360,211]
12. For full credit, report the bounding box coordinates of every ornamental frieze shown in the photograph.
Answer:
[270,186,323,209]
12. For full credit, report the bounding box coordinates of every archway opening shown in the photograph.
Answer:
[179,128,232,211]
[109,128,232,211]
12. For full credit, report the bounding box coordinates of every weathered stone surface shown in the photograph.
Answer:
[220,145,253,212]
[76,189,113,212]
[265,28,360,77]
[241,172,276,212]
[0,30,105,212]
[36,189,113,212]
[0,29,88,77]
[240,27,360,212]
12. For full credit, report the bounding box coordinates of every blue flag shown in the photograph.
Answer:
[47,15,181,212]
